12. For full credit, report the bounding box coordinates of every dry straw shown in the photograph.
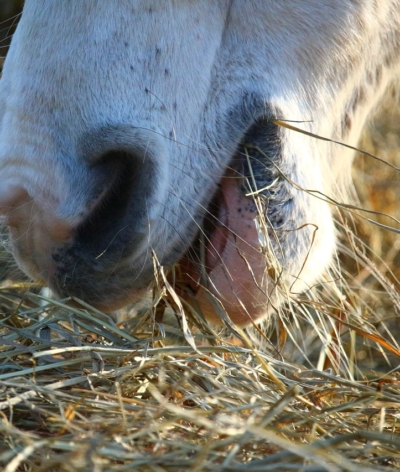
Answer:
[1,285,400,472]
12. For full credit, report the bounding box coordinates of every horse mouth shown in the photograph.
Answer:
[178,171,233,287]
[175,158,273,325]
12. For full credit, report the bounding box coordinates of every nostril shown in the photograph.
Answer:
[75,149,155,256]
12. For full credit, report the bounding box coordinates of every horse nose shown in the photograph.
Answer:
[0,127,168,274]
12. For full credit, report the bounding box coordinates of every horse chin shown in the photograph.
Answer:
[176,164,274,327]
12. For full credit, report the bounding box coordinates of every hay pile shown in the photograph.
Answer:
[1,250,400,472]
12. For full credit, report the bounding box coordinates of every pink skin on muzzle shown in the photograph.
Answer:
[177,169,276,326]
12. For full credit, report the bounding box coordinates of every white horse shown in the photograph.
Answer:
[0,1,399,325]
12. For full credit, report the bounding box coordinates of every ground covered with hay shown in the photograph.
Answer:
[0,173,400,472]
[1,279,400,472]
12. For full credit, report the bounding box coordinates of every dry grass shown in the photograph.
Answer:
[1,284,400,472]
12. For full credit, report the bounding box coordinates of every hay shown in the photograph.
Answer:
[1,247,400,472]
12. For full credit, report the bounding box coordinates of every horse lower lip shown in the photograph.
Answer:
[175,160,273,324]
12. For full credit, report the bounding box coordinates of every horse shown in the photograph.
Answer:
[0,1,399,326]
